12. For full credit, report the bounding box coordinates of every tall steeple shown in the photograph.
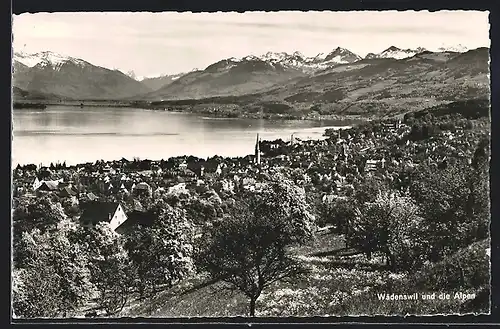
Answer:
[255,133,261,165]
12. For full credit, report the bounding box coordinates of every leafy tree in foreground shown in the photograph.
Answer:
[409,159,490,262]
[81,223,135,316]
[195,181,315,316]
[320,196,357,235]
[347,191,424,271]
[12,227,93,318]
[125,201,194,301]
[13,196,67,266]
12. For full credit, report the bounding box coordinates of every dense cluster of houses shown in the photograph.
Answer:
[12,117,486,234]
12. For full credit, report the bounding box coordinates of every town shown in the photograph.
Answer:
[12,98,491,317]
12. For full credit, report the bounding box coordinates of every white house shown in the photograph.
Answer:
[32,177,42,191]
[79,201,128,232]
[168,182,187,194]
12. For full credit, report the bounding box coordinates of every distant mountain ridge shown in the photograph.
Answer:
[139,56,307,100]
[12,45,478,104]
[141,46,479,101]
[248,47,363,73]
[14,51,90,69]
[142,47,489,119]
[12,51,152,100]
[139,73,187,91]
[365,46,428,60]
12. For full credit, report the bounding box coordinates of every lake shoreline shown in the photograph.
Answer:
[142,107,369,124]
[13,105,356,167]
[13,100,371,123]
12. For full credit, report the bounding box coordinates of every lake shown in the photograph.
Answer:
[12,106,352,166]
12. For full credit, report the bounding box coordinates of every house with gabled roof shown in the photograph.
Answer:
[79,201,128,232]
[115,208,155,235]
[59,186,78,197]
[32,177,42,191]
[36,179,63,192]
[133,182,152,197]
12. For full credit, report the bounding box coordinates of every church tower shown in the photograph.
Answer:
[255,133,261,165]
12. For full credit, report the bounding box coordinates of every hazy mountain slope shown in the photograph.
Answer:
[140,73,186,91]
[145,48,489,119]
[12,61,33,91]
[142,57,307,100]
[253,48,490,115]
[12,86,66,101]
[12,51,152,100]
[139,47,368,101]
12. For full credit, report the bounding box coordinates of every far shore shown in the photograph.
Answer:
[13,99,371,124]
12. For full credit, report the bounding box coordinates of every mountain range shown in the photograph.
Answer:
[12,45,489,117]
[12,51,152,100]
[138,73,187,91]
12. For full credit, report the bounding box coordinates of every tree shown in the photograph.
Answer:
[353,176,388,204]
[320,196,356,235]
[184,197,218,225]
[409,160,490,262]
[80,223,135,315]
[12,266,63,318]
[347,191,424,271]
[124,201,194,301]
[195,181,315,316]
[472,137,490,170]
[13,195,67,235]
[13,196,68,267]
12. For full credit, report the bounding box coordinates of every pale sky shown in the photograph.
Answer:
[12,11,490,78]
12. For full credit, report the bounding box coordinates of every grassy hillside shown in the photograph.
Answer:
[120,231,489,317]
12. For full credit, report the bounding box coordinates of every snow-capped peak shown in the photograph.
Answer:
[380,46,420,59]
[138,72,186,81]
[136,73,164,81]
[308,52,328,63]
[383,46,401,53]
[367,46,427,60]
[242,55,261,61]
[302,47,357,65]
[125,70,137,80]
[323,47,362,64]
[13,51,87,68]
[216,47,364,74]
[260,51,290,62]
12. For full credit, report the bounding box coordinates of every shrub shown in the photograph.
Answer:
[411,239,490,292]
